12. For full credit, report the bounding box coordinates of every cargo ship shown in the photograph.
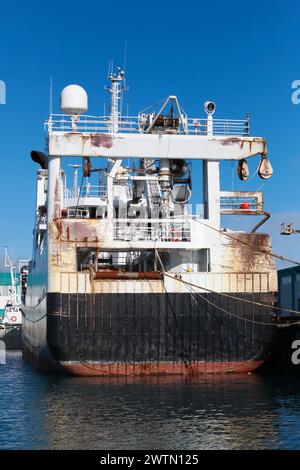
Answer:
[22,67,278,376]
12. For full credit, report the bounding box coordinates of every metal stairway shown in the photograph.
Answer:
[145,159,161,213]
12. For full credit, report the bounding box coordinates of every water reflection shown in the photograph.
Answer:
[1,352,300,449]
[42,374,281,450]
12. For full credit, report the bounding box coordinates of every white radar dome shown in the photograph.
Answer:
[60,84,88,115]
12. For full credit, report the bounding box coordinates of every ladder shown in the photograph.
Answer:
[145,159,161,212]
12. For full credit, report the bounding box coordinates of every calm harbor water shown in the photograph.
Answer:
[1,351,300,449]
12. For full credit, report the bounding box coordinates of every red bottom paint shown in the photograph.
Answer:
[59,360,264,377]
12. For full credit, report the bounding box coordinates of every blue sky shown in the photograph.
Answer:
[0,0,299,267]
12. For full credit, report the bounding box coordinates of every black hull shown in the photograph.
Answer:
[23,291,277,376]
[0,325,22,349]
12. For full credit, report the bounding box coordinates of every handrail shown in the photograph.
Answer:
[220,191,263,213]
[64,185,107,199]
[47,113,250,136]
[113,218,191,242]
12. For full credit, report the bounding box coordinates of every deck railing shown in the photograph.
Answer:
[220,191,263,215]
[47,114,250,136]
[113,219,191,242]
[64,185,107,200]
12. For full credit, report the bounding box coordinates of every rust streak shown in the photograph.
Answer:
[64,132,82,136]
[91,134,113,148]
[223,233,274,272]
[59,360,264,377]
[219,137,242,146]
[218,137,265,151]
[53,218,62,240]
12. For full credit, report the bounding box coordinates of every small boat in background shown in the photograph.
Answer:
[0,306,23,349]
[0,249,28,349]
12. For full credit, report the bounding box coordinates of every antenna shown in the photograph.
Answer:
[107,60,113,79]
[49,76,53,115]
[123,40,127,75]
[120,41,128,117]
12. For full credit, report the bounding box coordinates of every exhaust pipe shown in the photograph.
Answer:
[30,150,48,170]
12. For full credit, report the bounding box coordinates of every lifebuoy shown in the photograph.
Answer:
[10,316,17,323]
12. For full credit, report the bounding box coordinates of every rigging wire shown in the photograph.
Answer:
[162,271,300,317]
[153,248,195,370]
[241,167,258,187]
[185,214,300,266]
[164,273,275,326]
[139,97,168,114]
[74,174,85,219]
[183,282,276,344]
[155,250,275,351]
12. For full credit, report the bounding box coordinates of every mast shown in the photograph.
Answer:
[106,66,126,134]
[4,247,16,305]
[105,66,127,220]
